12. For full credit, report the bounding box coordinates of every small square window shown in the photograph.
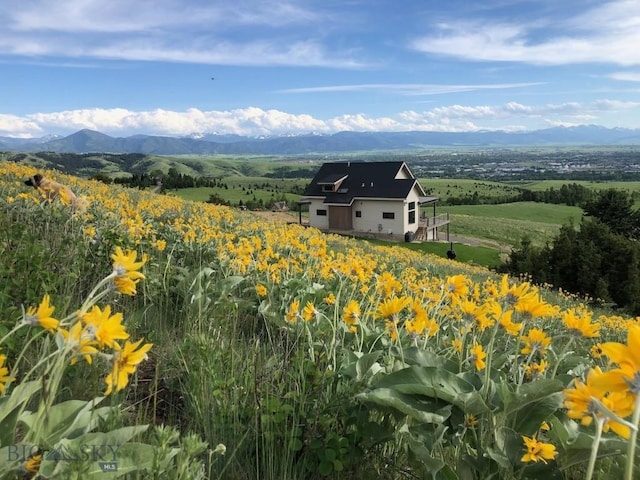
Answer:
[382,212,395,219]
[408,201,416,210]
[355,211,362,218]
[317,209,327,216]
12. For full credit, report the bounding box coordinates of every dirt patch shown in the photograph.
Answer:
[251,210,300,223]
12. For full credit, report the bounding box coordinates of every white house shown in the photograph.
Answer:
[299,161,449,241]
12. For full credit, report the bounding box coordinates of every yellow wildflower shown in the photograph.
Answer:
[24,294,59,332]
[342,300,361,330]
[521,436,558,464]
[111,247,146,295]
[564,367,634,439]
[59,321,99,365]
[24,453,42,475]
[562,308,600,338]
[520,328,551,355]
[285,299,300,324]
[255,284,268,297]
[469,342,486,371]
[104,339,153,395]
[591,323,640,397]
[376,296,410,321]
[445,274,469,300]
[82,305,129,348]
[302,301,319,322]
[0,354,15,395]
[324,293,336,305]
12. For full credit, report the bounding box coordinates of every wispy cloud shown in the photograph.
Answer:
[0,0,361,67]
[608,72,640,82]
[279,82,544,95]
[410,0,640,66]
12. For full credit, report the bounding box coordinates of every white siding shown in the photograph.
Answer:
[352,199,404,235]
[307,199,329,229]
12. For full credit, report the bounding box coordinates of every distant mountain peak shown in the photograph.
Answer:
[3,125,640,155]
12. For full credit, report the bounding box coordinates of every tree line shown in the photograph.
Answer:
[502,189,640,314]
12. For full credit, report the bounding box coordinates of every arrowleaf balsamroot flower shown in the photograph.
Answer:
[342,300,361,331]
[520,328,552,355]
[0,353,14,394]
[562,308,600,338]
[104,338,153,395]
[564,367,634,439]
[302,301,319,322]
[521,436,558,464]
[111,247,147,295]
[591,323,640,397]
[24,294,59,332]
[82,305,129,348]
[59,321,99,365]
[285,299,300,324]
[469,342,487,371]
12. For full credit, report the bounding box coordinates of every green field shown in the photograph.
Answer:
[420,178,522,200]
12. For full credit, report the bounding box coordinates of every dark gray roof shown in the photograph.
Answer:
[303,161,424,202]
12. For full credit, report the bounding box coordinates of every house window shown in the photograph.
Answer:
[382,212,395,219]
[355,211,362,217]
[322,185,335,192]
[317,209,327,216]
[408,201,416,224]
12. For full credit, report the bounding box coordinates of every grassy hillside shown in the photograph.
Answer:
[2,162,638,479]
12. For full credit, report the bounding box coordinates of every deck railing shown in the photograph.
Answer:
[419,213,450,229]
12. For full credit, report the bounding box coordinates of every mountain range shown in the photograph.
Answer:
[2,125,640,155]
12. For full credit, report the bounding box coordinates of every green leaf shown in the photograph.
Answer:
[19,397,112,447]
[502,379,564,435]
[359,388,452,424]
[390,347,459,371]
[319,460,333,476]
[39,426,151,478]
[0,381,41,447]
[355,351,382,382]
[366,366,489,415]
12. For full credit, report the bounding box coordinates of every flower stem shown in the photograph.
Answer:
[586,415,604,480]
[624,394,640,480]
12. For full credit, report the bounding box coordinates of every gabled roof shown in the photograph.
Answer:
[303,161,425,202]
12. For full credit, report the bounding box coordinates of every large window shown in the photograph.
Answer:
[408,201,416,224]
[317,209,327,216]
[382,212,395,219]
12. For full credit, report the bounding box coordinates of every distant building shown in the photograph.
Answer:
[299,161,449,241]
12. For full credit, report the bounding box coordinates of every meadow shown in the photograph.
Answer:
[1,162,640,479]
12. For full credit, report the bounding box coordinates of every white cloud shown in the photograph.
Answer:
[2,99,639,139]
[0,0,358,67]
[279,82,544,95]
[411,0,640,66]
[608,72,640,82]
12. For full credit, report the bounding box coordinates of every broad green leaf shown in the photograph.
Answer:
[39,426,151,478]
[367,366,489,415]
[359,388,452,424]
[355,351,382,382]
[19,397,111,447]
[0,381,41,447]
[502,379,564,435]
[390,347,459,371]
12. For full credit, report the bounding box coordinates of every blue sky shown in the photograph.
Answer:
[2,0,640,138]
